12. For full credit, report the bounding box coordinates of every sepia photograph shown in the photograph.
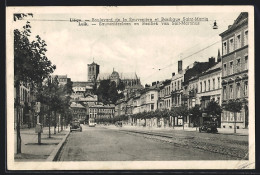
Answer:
[6,6,255,170]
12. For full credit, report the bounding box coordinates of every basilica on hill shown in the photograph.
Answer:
[88,61,143,92]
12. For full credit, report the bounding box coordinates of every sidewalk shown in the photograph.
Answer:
[100,124,248,136]
[14,126,70,161]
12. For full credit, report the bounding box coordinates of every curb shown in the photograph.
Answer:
[46,130,70,161]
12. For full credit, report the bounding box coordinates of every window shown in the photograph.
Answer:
[237,58,241,73]
[229,37,234,52]
[151,94,154,100]
[230,112,234,121]
[244,81,248,97]
[223,86,227,100]
[235,33,241,49]
[181,80,183,88]
[230,61,233,75]
[230,85,233,99]
[222,111,226,121]
[227,111,229,121]
[178,80,180,90]
[151,104,154,110]
[244,29,248,46]
[223,41,227,55]
[237,83,241,98]
[218,77,220,89]
[237,112,241,121]
[200,82,202,92]
[245,55,248,70]
[223,64,227,76]
[175,82,176,90]
[208,80,210,91]
[204,81,206,92]
[212,78,215,90]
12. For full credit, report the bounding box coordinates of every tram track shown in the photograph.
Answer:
[118,129,248,160]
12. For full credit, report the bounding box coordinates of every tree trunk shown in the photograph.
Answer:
[234,112,237,133]
[183,116,185,130]
[15,81,22,154]
[48,108,51,138]
[54,111,56,134]
[61,116,63,131]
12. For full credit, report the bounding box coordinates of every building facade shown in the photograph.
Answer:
[220,12,249,129]
[70,102,86,122]
[197,62,222,109]
[89,103,115,121]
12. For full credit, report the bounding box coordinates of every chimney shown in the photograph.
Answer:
[209,57,215,67]
[178,60,182,73]
[152,82,156,86]
[172,72,175,77]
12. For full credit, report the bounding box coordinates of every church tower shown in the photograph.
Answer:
[88,60,100,82]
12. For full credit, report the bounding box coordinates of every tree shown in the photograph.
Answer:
[205,100,222,127]
[222,100,242,133]
[117,81,125,91]
[189,104,201,130]
[36,76,59,137]
[96,80,124,105]
[14,22,56,153]
[108,81,119,104]
[171,105,189,130]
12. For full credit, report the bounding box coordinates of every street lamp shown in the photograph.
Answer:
[213,20,218,29]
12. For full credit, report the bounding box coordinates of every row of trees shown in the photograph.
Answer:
[97,100,245,133]
[96,101,221,126]
[14,19,73,153]
[36,76,73,138]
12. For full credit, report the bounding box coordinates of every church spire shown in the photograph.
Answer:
[217,49,221,62]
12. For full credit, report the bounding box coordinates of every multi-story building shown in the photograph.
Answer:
[51,75,70,86]
[162,79,172,110]
[219,12,249,129]
[115,99,126,117]
[171,61,186,126]
[88,103,115,121]
[70,102,86,122]
[14,81,31,128]
[72,81,94,95]
[132,91,141,115]
[197,61,222,109]
[172,61,185,108]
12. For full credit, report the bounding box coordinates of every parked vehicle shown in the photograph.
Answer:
[115,121,122,127]
[199,121,218,133]
[70,120,82,132]
[89,118,96,127]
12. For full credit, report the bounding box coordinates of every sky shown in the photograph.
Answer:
[13,10,241,85]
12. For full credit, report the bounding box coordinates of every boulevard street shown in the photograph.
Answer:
[57,125,248,161]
